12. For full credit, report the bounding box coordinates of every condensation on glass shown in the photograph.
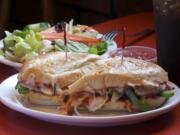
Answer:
[153,0,180,16]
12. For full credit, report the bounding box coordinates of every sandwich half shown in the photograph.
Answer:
[62,57,174,115]
[17,52,101,105]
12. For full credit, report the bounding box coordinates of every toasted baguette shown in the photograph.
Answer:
[24,91,63,106]
[97,97,166,112]
[68,57,168,95]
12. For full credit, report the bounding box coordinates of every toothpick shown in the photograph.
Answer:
[62,22,68,62]
[65,45,68,61]
[121,26,127,65]
[121,49,124,65]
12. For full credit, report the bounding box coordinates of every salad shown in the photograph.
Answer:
[0,20,109,63]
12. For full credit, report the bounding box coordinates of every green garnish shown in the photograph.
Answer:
[15,82,29,95]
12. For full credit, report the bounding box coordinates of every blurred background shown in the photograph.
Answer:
[0,0,153,38]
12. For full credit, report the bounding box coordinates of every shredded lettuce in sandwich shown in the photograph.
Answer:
[0,49,4,55]
[15,82,29,95]
[160,90,174,98]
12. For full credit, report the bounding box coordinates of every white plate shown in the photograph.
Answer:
[0,74,179,127]
[0,40,117,70]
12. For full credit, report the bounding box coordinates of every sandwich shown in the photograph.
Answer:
[16,52,174,115]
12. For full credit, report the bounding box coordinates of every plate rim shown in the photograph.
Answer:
[0,74,180,126]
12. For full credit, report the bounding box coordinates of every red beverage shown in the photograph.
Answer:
[109,46,157,63]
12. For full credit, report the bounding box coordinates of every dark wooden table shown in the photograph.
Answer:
[0,12,180,135]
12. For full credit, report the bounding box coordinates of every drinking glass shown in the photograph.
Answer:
[153,0,180,84]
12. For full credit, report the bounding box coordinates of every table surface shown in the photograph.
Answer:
[0,12,180,135]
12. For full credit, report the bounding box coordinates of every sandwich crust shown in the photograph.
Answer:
[68,57,168,95]
[25,91,63,105]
